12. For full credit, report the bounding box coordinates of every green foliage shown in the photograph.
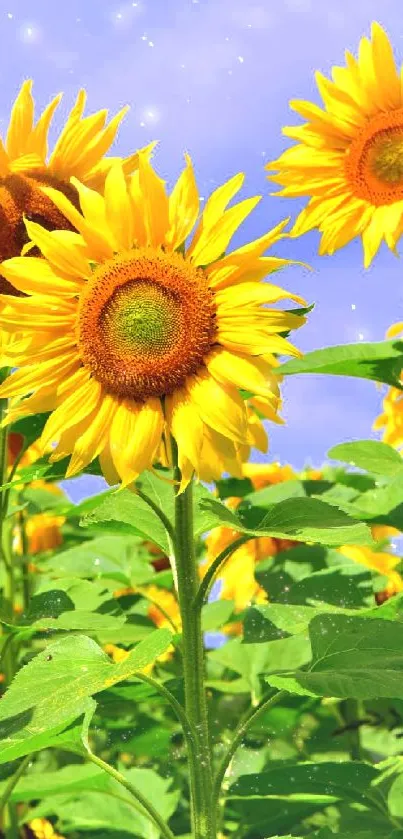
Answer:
[278,339,403,388]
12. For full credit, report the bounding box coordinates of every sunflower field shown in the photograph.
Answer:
[3,14,403,839]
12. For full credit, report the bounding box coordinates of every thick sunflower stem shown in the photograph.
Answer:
[172,441,215,839]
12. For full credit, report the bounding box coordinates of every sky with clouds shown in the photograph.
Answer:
[1,0,403,499]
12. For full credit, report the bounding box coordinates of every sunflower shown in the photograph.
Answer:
[242,460,296,489]
[338,542,403,603]
[0,153,306,488]
[0,80,152,295]
[373,322,403,447]
[267,22,403,267]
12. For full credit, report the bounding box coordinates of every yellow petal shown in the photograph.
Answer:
[127,398,165,476]
[0,256,84,296]
[70,177,114,259]
[166,387,204,477]
[24,220,92,278]
[186,372,248,443]
[67,393,117,477]
[41,374,101,450]
[42,184,112,261]
[72,107,129,181]
[104,164,134,250]
[206,349,277,398]
[215,282,306,310]
[26,92,63,159]
[371,22,401,110]
[138,152,169,247]
[166,154,199,251]
[6,80,34,159]
[0,352,79,398]
[110,399,142,486]
[187,172,245,258]
[189,195,261,267]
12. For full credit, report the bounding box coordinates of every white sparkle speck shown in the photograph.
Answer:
[238,55,244,63]
[358,332,364,340]
[20,23,41,42]
[351,304,356,310]
[148,40,154,46]
[7,12,13,19]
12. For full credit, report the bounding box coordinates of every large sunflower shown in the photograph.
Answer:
[267,22,403,267]
[0,80,151,293]
[0,153,306,488]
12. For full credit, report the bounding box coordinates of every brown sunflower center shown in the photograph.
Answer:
[78,249,217,400]
[0,170,78,296]
[345,108,403,205]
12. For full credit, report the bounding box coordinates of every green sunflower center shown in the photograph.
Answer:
[101,281,180,358]
[371,134,403,184]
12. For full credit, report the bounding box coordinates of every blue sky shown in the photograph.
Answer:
[1,0,403,499]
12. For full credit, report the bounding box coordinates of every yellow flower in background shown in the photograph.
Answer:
[374,322,403,447]
[267,22,403,267]
[28,818,65,839]
[339,540,403,604]
[0,81,152,295]
[243,461,296,489]
[203,524,297,615]
[106,585,180,668]
[0,154,306,489]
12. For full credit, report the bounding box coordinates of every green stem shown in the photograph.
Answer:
[136,488,176,546]
[172,439,215,839]
[0,755,30,820]
[213,689,286,815]
[339,698,362,761]
[194,534,253,609]
[134,671,198,760]
[87,752,175,839]
[18,511,31,612]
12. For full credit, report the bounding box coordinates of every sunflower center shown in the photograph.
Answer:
[345,108,403,205]
[0,169,77,296]
[78,249,217,400]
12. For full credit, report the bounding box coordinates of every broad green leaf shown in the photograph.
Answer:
[244,592,403,644]
[266,614,403,700]
[0,763,107,802]
[255,562,373,608]
[44,535,142,584]
[26,767,179,839]
[198,496,373,547]
[83,488,170,552]
[328,440,403,477]
[209,635,311,693]
[0,629,172,763]
[243,603,346,643]
[201,600,235,631]
[228,760,382,808]
[277,339,403,388]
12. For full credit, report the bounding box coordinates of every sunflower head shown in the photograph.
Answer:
[0,152,307,489]
[0,81,153,294]
[267,22,403,267]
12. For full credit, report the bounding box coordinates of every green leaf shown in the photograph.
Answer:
[0,629,172,763]
[328,440,403,477]
[256,563,373,608]
[82,490,170,552]
[243,603,348,643]
[44,535,140,584]
[201,599,235,631]
[266,614,403,700]
[27,767,179,839]
[209,635,311,692]
[198,496,373,547]
[228,760,382,808]
[277,339,403,388]
[0,763,108,802]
